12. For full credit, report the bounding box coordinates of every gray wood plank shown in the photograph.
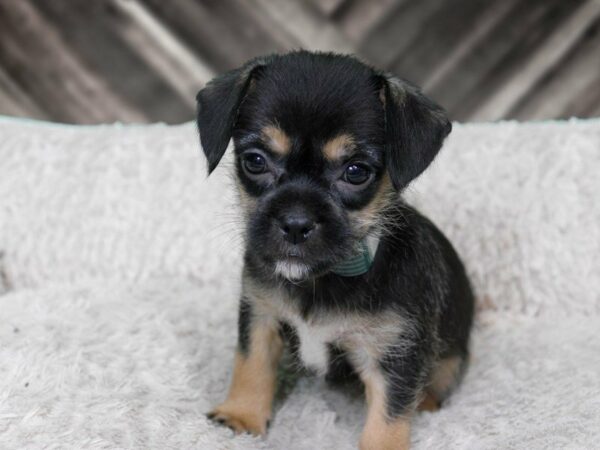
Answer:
[388,0,511,84]
[142,0,290,72]
[307,0,348,17]
[0,65,48,119]
[511,17,600,120]
[336,0,399,44]
[358,0,446,68]
[428,0,584,121]
[113,0,214,101]
[421,0,516,93]
[0,0,598,123]
[473,0,600,120]
[28,0,194,123]
[246,0,353,53]
[0,0,148,123]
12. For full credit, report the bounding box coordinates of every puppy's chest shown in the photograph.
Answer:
[284,315,346,374]
[253,291,407,375]
[277,309,403,376]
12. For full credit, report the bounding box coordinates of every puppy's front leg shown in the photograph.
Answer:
[359,370,411,450]
[208,299,282,436]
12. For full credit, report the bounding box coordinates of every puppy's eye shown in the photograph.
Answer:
[243,153,267,174]
[343,163,371,185]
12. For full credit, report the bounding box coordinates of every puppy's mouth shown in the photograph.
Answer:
[273,248,312,281]
[274,258,312,281]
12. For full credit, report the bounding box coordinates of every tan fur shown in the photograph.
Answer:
[360,371,411,450]
[323,134,355,161]
[344,313,416,377]
[414,356,464,412]
[417,392,440,412]
[208,322,283,436]
[427,355,463,400]
[235,177,257,212]
[262,125,291,156]
[349,173,395,235]
[244,273,292,320]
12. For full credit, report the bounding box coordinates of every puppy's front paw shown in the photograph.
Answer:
[207,402,270,436]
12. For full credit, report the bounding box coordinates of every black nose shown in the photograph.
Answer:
[278,214,315,245]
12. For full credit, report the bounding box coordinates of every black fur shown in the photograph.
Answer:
[198,51,474,435]
[237,297,252,355]
[197,56,269,173]
[381,78,452,189]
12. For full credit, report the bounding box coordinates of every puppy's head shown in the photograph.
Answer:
[197,52,451,281]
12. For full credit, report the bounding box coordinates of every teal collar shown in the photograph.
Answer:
[331,235,379,277]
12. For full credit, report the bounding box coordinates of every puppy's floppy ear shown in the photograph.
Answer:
[196,57,269,174]
[379,75,452,190]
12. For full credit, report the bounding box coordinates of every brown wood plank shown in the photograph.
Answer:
[246,0,352,53]
[112,0,214,101]
[336,0,404,44]
[0,65,48,120]
[584,91,600,117]
[306,0,348,18]
[214,0,300,55]
[388,0,512,85]
[141,0,291,72]
[511,17,600,120]
[0,0,598,123]
[358,0,446,68]
[0,0,148,123]
[421,0,516,93]
[28,0,193,123]
[427,0,585,121]
[140,0,234,72]
[473,0,600,120]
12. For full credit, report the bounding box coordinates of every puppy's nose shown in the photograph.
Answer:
[278,214,315,245]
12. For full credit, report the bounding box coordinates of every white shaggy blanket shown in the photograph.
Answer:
[0,116,599,449]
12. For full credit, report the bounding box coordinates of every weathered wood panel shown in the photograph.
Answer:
[0,0,597,124]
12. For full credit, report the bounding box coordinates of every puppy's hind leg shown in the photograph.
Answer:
[359,370,411,450]
[357,332,435,449]
[418,353,469,412]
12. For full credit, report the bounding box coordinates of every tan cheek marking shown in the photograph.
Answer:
[262,125,291,156]
[208,323,283,436]
[323,134,355,161]
[359,371,411,450]
[236,179,257,209]
[349,173,394,234]
[233,176,257,223]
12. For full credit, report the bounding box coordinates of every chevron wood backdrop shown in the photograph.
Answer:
[0,0,599,124]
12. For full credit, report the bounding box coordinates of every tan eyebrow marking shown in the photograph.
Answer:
[323,134,355,161]
[261,125,291,156]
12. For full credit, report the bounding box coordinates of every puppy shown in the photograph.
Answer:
[198,51,474,450]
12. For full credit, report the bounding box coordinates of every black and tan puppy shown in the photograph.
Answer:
[198,51,474,450]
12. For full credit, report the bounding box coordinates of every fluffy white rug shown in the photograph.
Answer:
[0,116,599,449]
